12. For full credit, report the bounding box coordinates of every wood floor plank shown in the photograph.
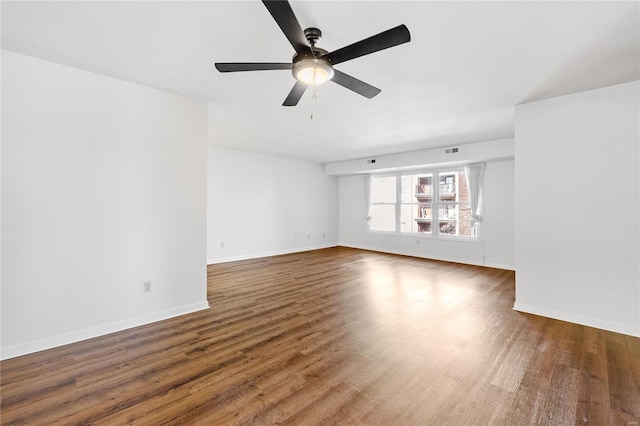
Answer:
[1,247,639,425]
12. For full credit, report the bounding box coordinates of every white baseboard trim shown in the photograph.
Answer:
[339,243,515,271]
[513,301,640,338]
[484,262,517,271]
[0,301,210,361]
[207,243,339,265]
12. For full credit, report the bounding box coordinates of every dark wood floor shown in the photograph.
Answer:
[1,247,639,425]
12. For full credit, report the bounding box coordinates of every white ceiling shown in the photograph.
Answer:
[2,1,638,163]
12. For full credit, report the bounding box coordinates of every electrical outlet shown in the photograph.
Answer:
[307,234,311,240]
[323,233,326,239]
[143,281,152,293]
[220,242,225,248]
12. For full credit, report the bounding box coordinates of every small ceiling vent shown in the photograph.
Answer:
[445,147,459,154]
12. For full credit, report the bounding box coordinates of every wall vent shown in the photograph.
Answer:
[367,159,376,164]
[445,147,459,154]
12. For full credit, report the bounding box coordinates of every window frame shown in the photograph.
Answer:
[367,167,480,240]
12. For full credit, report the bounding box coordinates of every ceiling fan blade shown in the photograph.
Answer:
[331,70,381,99]
[262,0,311,54]
[215,63,293,72]
[323,24,411,66]
[283,81,307,106]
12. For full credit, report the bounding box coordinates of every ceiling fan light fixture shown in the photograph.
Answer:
[293,59,334,85]
[215,1,411,105]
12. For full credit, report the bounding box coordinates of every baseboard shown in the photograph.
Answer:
[207,243,339,265]
[0,301,210,360]
[338,243,515,271]
[513,301,640,338]
[207,243,515,271]
[484,262,516,271]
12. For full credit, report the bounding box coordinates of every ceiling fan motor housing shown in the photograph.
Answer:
[292,27,329,65]
[304,27,322,46]
[292,47,329,63]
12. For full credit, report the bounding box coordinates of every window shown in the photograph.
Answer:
[400,173,432,233]
[369,175,396,232]
[369,169,477,237]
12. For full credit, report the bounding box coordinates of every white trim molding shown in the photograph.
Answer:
[513,302,640,338]
[1,301,210,360]
[340,243,515,271]
[207,243,339,265]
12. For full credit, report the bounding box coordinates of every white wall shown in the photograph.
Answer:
[483,160,515,268]
[1,51,209,359]
[207,145,338,263]
[338,159,515,269]
[514,81,639,337]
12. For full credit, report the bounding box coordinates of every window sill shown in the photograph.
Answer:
[366,229,482,243]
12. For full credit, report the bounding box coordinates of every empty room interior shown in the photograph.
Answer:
[1,1,639,424]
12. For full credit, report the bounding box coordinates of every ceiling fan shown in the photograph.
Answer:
[215,0,411,106]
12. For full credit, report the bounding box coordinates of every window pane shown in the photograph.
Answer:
[439,203,457,220]
[371,176,396,203]
[400,175,412,204]
[419,204,432,220]
[370,204,395,231]
[416,175,433,197]
[457,203,476,237]
[438,203,458,235]
[439,172,457,202]
[438,203,475,236]
[400,204,418,233]
[402,174,433,203]
[457,171,470,204]
[401,203,431,234]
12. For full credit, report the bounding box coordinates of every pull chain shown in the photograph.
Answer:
[311,91,317,120]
